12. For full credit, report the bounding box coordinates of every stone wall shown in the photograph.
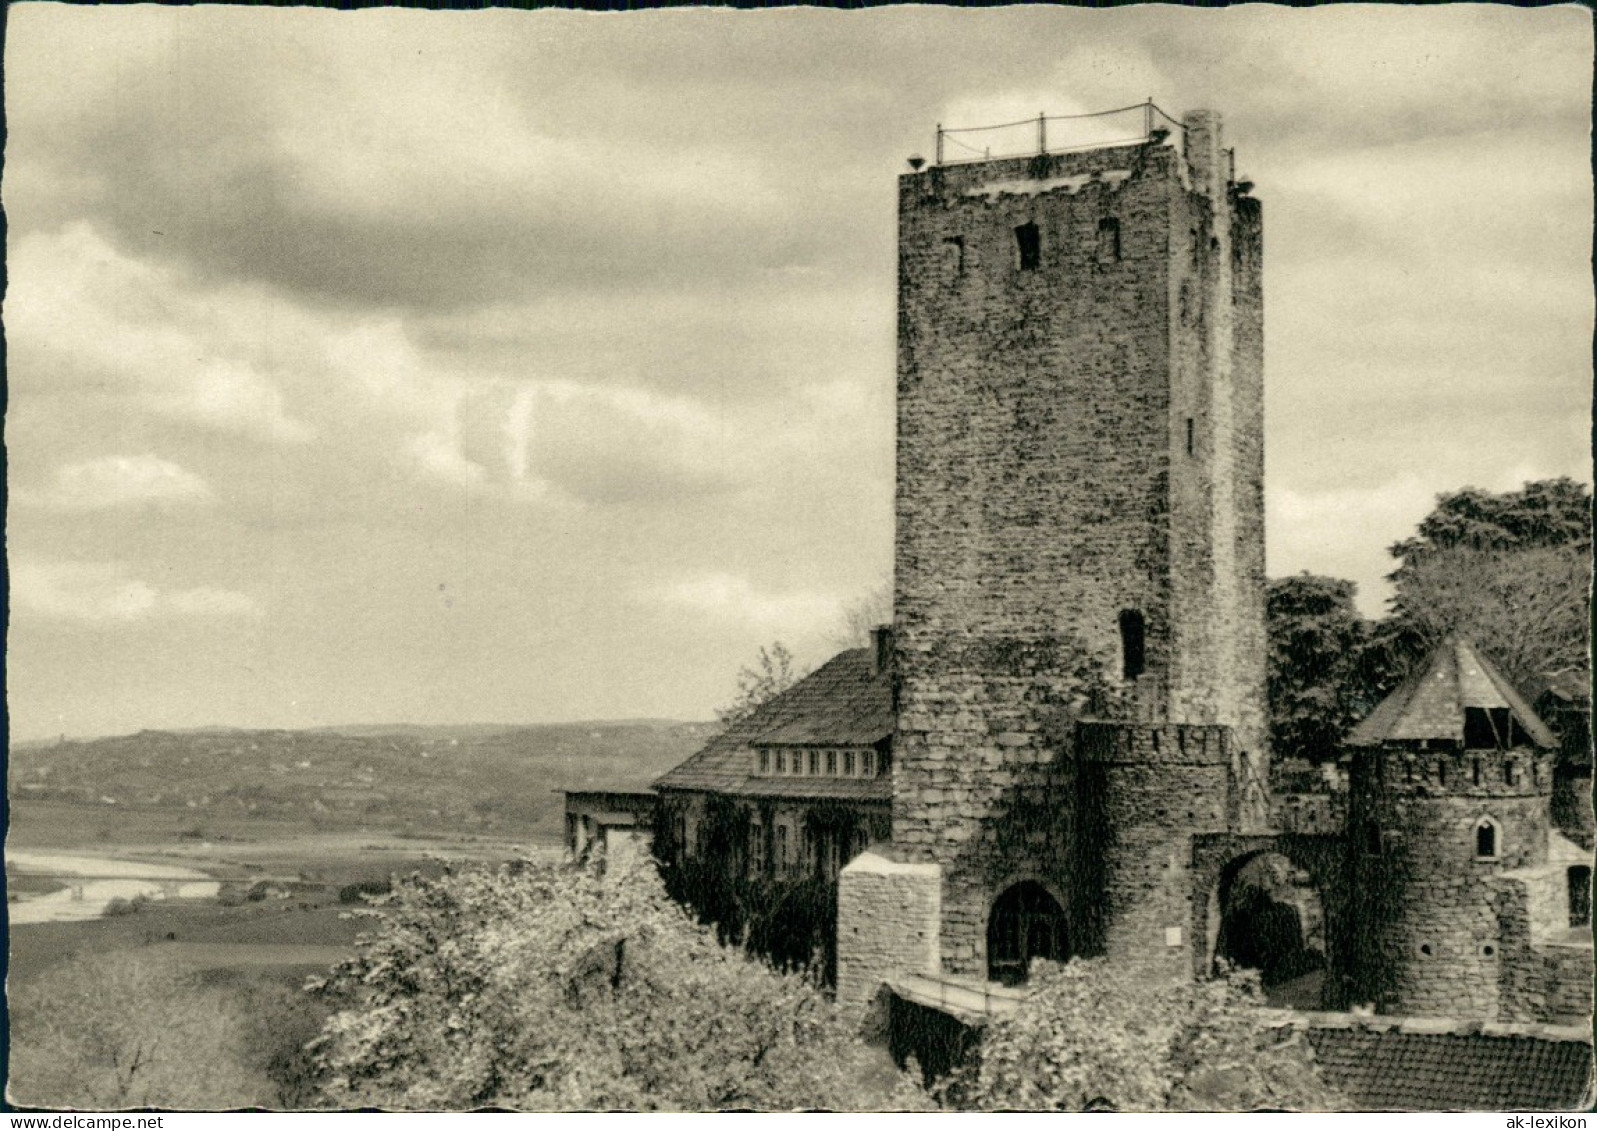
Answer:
[890,112,1265,978]
[1552,768,1594,847]
[1544,942,1595,1022]
[835,851,943,1012]
[1346,745,1555,1018]
[1494,863,1592,1025]
[1080,723,1233,979]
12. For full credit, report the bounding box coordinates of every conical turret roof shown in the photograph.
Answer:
[1347,636,1556,748]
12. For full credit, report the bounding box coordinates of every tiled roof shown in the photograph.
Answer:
[1348,636,1557,748]
[1305,1019,1593,1111]
[653,647,893,802]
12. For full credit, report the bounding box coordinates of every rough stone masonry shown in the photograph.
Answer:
[837,109,1269,1000]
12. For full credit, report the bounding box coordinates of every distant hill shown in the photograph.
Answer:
[7,720,717,841]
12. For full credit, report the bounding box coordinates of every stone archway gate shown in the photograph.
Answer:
[1191,832,1350,1008]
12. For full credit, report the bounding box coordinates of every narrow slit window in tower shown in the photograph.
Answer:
[1119,610,1146,680]
[1569,866,1591,927]
[1015,223,1041,270]
[1186,417,1195,457]
[1097,217,1121,263]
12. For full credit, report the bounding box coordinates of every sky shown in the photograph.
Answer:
[4,4,1591,740]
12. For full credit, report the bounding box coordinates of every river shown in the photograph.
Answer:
[6,850,220,924]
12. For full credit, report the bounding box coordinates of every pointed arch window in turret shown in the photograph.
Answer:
[1474,816,1501,861]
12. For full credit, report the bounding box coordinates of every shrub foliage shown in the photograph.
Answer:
[308,860,925,1110]
[948,959,1342,1112]
[7,952,268,1109]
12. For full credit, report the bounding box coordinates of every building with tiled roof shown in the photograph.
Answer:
[1341,635,1591,1026]
[652,635,894,883]
[654,634,894,805]
[628,633,898,978]
[1301,1014,1594,1112]
[1347,635,1557,749]
[563,104,1592,1109]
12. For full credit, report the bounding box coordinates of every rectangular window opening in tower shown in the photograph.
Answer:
[1186,417,1195,457]
[1015,223,1041,270]
[1097,217,1121,264]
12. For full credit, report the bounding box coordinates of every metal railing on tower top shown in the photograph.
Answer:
[933,99,1187,167]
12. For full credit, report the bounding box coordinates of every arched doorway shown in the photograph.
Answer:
[987,881,1069,985]
[1214,853,1326,1008]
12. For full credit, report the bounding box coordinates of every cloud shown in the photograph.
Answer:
[3,10,874,316]
[10,560,263,624]
[5,227,316,444]
[19,455,213,511]
[413,375,872,508]
[646,572,842,634]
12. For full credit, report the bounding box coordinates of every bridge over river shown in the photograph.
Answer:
[6,851,239,923]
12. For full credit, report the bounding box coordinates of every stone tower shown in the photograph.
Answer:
[885,109,1268,981]
[1344,637,1560,1020]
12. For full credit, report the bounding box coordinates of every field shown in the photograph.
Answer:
[7,719,709,1108]
[8,719,708,978]
[5,797,567,987]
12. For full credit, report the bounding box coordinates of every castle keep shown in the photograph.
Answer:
[882,108,1267,986]
[637,104,1592,1058]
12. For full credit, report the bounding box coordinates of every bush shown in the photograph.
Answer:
[337,878,390,904]
[309,860,929,1111]
[946,959,1342,1112]
[102,893,152,917]
[7,952,269,1109]
[224,976,335,1109]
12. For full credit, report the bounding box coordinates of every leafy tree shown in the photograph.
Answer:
[7,952,268,1109]
[717,641,802,726]
[948,959,1341,1112]
[1390,478,1592,558]
[1267,575,1391,762]
[1386,479,1591,689]
[308,859,929,1111]
[826,577,893,651]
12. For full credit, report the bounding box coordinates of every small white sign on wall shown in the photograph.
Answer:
[1165,926,1183,947]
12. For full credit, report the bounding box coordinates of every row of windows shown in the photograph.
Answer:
[747,822,873,881]
[944,217,1122,275]
[1362,815,1503,860]
[754,746,886,779]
